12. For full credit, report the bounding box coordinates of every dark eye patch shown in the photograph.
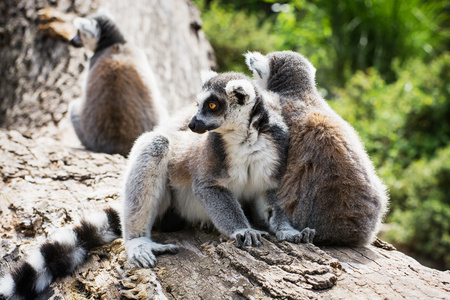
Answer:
[202,94,226,115]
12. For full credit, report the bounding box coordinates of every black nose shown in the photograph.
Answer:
[189,116,207,134]
[70,34,83,48]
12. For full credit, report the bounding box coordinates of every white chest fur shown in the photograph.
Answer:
[221,130,279,200]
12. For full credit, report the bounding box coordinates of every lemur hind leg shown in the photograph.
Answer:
[123,131,178,268]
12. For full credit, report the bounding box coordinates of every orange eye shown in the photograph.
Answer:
[209,102,217,110]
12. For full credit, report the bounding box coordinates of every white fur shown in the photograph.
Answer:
[34,271,53,294]
[84,211,118,243]
[220,130,279,200]
[73,17,100,52]
[245,52,270,88]
[225,79,256,103]
[27,251,45,271]
[200,70,218,84]
[85,211,108,231]
[70,247,88,272]
[174,186,209,223]
[97,7,115,21]
[196,90,212,105]
[26,251,53,293]
[52,228,77,246]
[0,274,14,296]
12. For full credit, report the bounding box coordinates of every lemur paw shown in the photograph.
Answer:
[231,228,268,248]
[276,228,303,243]
[299,227,315,243]
[276,227,316,244]
[126,237,179,268]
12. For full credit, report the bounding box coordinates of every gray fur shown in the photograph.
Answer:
[122,72,312,268]
[246,51,388,246]
[69,13,168,156]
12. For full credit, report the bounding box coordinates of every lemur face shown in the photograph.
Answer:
[189,72,256,134]
[70,17,101,52]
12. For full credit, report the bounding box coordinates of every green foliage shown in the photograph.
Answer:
[194,0,277,74]
[330,53,450,268]
[331,54,450,172]
[387,146,450,267]
[313,0,448,82]
[269,0,449,86]
[198,0,449,91]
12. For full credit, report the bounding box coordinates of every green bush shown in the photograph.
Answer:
[331,53,450,167]
[195,0,277,74]
[387,146,450,267]
[313,0,448,83]
[330,53,450,268]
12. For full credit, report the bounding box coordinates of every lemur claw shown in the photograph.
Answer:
[126,237,179,268]
[276,227,315,244]
[231,228,268,248]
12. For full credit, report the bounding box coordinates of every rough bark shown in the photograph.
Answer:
[1,1,450,299]
[1,130,450,299]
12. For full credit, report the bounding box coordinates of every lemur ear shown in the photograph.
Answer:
[200,70,218,84]
[244,52,270,82]
[225,79,255,105]
[73,17,88,30]
[73,17,98,37]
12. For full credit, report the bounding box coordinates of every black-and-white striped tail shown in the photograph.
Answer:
[0,207,121,300]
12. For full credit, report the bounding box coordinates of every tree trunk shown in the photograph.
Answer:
[1,1,449,299]
[0,0,214,133]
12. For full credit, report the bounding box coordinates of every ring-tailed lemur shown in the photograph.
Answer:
[69,12,167,156]
[245,51,388,246]
[122,71,314,268]
[0,71,312,299]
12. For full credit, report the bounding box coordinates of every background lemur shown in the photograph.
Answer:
[245,51,388,246]
[69,12,168,156]
[0,71,312,299]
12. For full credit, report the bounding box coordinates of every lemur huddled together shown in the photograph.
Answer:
[0,11,388,300]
